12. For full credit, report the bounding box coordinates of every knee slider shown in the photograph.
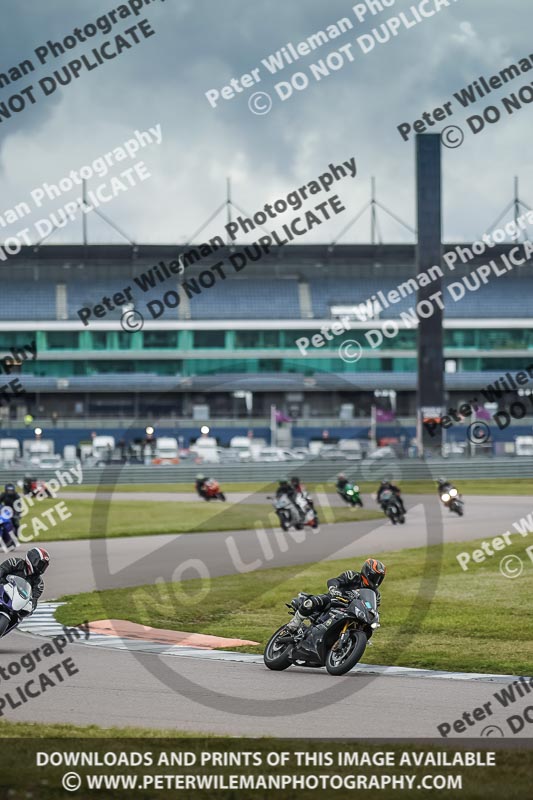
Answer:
[300,597,317,617]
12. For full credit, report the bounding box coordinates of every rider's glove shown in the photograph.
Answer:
[328,586,343,597]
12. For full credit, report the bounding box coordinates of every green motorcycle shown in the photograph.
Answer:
[337,482,363,508]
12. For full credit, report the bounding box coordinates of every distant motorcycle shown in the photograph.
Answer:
[21,477,52,498]
[337,482,363,508]
[0,506,17,550]
[269,493,303,531]
[0,575,33,637]
[201,479,226,502]
[379,489,405,525]
[264,588,380,676]
[294,490,319,528]
[440,487,464,516]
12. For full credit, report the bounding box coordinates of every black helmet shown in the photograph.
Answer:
[437,477,447,486]
[279,479,289,487]
[25,547,50,576]
[290,477,300,486]
[4,483,15,494]
[380,480,389,487]
[361,558,386,590]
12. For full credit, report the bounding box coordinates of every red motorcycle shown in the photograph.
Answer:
[200,479,226,502]
[22,477,52,498]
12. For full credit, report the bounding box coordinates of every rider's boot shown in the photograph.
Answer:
[286,610,305,632]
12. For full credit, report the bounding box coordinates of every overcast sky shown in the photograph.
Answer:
[0,0,531,248]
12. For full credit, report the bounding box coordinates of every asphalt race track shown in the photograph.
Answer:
[40,494,533,597]
[3,494,532,737]
[0,630,522,737]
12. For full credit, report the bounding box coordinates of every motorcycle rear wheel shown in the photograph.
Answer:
[325,630,367,676]
[264,627,293,671]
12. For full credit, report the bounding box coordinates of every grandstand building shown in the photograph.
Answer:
[2,242,532,444]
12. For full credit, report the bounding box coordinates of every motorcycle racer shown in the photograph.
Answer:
[0,547,50,614]
[0,483,22,534]
[290,476,317,522]
[336,473,349,492]
[377,480,405,513]
[437,477,455,496]
[437,477,463,515]
[276,479,304,520]
[195,474,209,499]
[286,558,386,631]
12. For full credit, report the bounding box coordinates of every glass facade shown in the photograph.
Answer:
[28,327,533,353]
[10,328,533,379]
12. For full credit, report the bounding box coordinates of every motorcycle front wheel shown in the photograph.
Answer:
[0,615,11,636]
[325,630,367,676]
[264,626,293,671]
[278,514,290,531]
[218,493,226,502]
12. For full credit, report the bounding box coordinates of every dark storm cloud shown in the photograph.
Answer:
[0,0,531,245]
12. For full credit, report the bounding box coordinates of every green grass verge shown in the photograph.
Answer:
[64,478,533,495]
[20,498,381,541]
[0,720,201,738]
[57,534,533,675]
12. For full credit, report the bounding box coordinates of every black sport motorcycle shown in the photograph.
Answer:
[264,588,379,676]
[379,489,405,525]
[440,487,464,516]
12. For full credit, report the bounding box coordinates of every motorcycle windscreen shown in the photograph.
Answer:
[8,576,32,601]
[380,490,393,502]
[358,588,378,612]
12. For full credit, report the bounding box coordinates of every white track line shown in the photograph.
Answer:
[18,603,529,683]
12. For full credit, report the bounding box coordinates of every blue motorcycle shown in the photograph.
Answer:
[0,506,17,550]
[0,575,33,637]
